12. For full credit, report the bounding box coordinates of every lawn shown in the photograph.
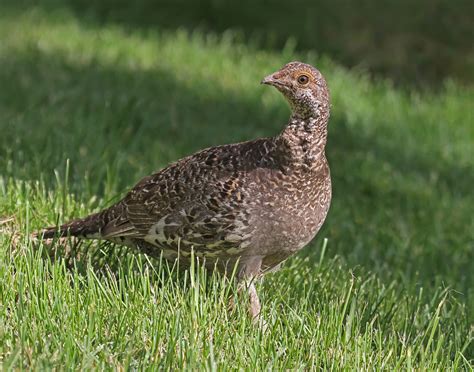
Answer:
[0,4,473,370]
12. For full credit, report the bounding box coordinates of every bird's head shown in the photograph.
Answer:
[261,61,329,119]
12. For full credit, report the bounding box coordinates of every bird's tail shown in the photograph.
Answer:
[37,211,106,240]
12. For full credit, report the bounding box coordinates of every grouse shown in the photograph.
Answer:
[39,61,332,318]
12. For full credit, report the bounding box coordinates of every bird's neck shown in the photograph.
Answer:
[276,111,329,169]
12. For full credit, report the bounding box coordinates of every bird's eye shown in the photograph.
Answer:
[297,74,310,85]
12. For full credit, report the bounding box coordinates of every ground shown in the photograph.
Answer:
[0,4,472,370]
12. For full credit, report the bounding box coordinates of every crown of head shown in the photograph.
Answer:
[261,61,330,119]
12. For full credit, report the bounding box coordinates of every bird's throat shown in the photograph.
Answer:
[277,113,329,168]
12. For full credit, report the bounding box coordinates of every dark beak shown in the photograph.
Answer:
[261,74,277,86]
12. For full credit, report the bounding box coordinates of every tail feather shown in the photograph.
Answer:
[38,211,106,239]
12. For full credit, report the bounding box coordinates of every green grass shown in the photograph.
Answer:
[0,5,473,370]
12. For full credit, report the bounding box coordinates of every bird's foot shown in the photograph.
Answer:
[228,279,267,330]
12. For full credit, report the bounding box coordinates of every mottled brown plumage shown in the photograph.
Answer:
[39,61,332,318]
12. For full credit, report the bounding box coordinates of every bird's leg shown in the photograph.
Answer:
[239,279,261,320]
[231,256,264,324]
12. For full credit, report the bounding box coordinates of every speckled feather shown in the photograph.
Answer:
[40,61,332,279]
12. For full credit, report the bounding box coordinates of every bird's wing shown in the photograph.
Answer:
[99,144,253,246]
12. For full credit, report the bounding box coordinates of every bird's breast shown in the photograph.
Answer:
[245,164,331,256]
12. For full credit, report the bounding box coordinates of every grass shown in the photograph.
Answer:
[0,4,473,370]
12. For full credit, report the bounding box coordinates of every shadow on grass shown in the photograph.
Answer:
[3,0,474,85]
[0,44,472,301]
